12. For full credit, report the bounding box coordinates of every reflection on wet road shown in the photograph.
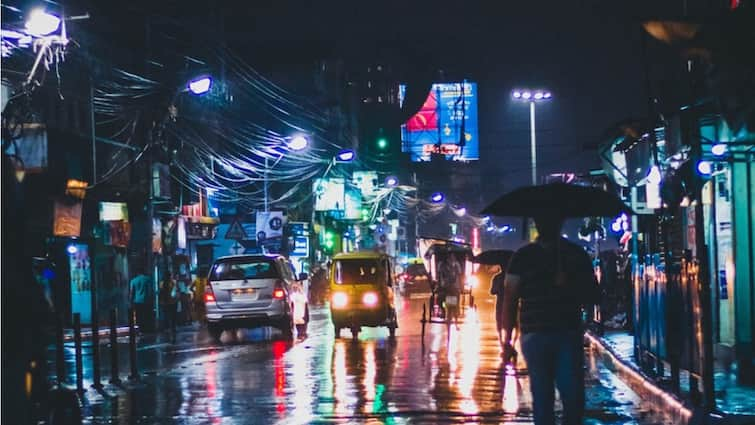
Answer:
[82,292,673,424]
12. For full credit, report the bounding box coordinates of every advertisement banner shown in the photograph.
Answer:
[99,202,129,222]
[53,200,82,237]
[69,243,92,323]
[256,211,285,241]
[314,178,345,211]
[400,82,479,162]
[352,171,379,198]
[344,188,363,220]
[152,218,162,254]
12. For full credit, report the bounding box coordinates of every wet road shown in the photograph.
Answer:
[68,291,674,424]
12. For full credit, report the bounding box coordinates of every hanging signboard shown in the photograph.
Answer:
[99,202,129,222]
[53,200,82,237]
[152,218,162,254]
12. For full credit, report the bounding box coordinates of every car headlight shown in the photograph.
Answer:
[332,292,348,308]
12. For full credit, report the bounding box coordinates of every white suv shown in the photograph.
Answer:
[205,254,308,340]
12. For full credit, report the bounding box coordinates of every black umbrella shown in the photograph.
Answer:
[472,249,514,267]
[480,183,633,218]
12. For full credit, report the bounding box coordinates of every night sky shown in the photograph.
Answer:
[4,0,715,206]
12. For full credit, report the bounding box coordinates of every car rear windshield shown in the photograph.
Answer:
[334,259,383,285]
[406,264,427,276]
[210,259,279,281]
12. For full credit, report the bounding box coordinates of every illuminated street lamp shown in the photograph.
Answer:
[430,192,444,203]
[512,88,552,186]
[697,160,712,175]
[264,135,310,211]
[711,143,727,156]
[287,135,309,151]
[385,176,398,187]
[25,9,60,36]
[335,149,355,162]
[187,76,213,95]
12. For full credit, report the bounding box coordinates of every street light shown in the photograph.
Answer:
[335,149,355,162]
[711,143,727,156]
[385,176,398,187]
[287,135,309,151]
[25,9,60,36]
[263,135,310,212]
[430,192,444,203]
[187,76,212,95]
[512,88,552,186]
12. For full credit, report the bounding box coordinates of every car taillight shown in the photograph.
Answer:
[362,292,379,307]
[332,292,348,308]
[273,280,286,299]
[205,284,216,303]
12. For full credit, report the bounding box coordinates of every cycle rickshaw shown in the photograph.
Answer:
[420,239,474,324]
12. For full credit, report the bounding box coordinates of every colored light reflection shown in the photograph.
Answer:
[272,340,287,416]
[204,351,222,424]
[363,341,377,410]
[502,367,520,414]
[288,343,314,422]
[457,308,480,415]
[333,341,351,414]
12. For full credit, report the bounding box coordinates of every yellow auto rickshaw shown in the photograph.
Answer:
[329,251,398,339]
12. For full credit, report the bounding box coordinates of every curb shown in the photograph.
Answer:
[585,331,694,424]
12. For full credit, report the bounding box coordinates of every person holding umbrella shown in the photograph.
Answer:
[471,249,514,348]
[482,183,630,425]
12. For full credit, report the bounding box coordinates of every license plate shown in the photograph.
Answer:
[231,288,256,300]
[446,296,458,306]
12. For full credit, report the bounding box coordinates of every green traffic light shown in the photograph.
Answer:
[324,239,334,249]
[325,231,334,240]
[377,137,388,150]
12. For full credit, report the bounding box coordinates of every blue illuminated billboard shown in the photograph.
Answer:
[399,82,479,162]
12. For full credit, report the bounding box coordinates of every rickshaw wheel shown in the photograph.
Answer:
[387,309,398,338]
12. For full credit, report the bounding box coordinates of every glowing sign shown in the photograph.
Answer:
[313,178,345,211]
[400,82,479,162]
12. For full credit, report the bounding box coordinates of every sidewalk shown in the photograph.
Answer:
[588,330,755,425]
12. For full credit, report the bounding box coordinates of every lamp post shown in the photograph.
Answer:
[147,75,213,330]
[263,135,309,212]
[512,89,552,186]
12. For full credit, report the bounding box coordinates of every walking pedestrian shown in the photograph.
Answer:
[177,276,192,325]
[488,265,506,341]
[159,271,179,341]
[500,215,599,425]
[191,266,209,322]
[129,266,152,332]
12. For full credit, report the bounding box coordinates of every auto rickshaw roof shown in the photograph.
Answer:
[423,242,473,260]
[332,251,392,261]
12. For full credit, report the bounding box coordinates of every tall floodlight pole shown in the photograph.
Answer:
[264,156,269,212]
[529,101,536,186]
[512,89,552,186]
